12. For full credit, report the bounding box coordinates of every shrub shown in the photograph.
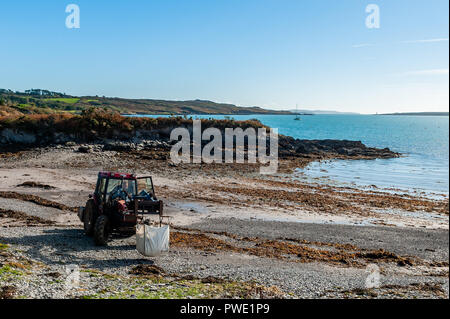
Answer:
[0,108,267,139]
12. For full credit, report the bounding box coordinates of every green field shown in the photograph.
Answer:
[44,98,80,104]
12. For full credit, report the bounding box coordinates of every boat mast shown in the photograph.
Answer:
[295,104,300,120]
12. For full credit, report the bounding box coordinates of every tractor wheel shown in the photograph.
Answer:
[83,199,96,236]
[94,215,111,246]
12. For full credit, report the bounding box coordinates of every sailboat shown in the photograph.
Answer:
[294,104,301,121]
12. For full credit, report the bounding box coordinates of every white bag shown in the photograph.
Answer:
[136,224,170,257]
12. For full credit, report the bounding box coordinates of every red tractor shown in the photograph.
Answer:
[78,172,164,246]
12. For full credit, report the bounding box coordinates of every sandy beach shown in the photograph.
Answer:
[0,144,448,299]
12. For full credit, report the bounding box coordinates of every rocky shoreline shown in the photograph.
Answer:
[0,111,400,165]
[0,127,400,165]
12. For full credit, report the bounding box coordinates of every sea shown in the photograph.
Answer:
[129,114,449,197]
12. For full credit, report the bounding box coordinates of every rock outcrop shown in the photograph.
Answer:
[278,137,399,159]
[0,127,399,161]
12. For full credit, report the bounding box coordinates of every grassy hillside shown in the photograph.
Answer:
[0,89,290,115]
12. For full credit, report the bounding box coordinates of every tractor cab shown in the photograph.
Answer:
[94,172,154,205]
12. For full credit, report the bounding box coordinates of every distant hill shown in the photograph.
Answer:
[378,112,449,116]
[0,89,291,115]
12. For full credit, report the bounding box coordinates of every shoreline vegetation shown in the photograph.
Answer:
[0,108,400,169]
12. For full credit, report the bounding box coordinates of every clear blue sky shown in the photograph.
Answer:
[1,0,448,113]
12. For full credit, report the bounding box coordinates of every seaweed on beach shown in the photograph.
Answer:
[16,181,56,190]
[322,282,448,299]
[0,286,17,299]
[170,230,431,268]
[356,249,416,266]
[199,181,448,216]
[0,191,77,212]
[0,208,54,226]
[129,264,166,276]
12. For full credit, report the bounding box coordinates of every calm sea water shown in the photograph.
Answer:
[131,114,449,195]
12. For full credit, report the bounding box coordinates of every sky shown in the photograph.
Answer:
[0,0,448,114]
